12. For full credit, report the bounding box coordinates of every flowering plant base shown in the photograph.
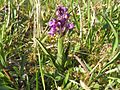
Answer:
[48,6,74,71]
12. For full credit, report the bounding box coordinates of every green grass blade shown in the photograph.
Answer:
[35,38,57,67]
[62,71,69,88]
[35,38,49,55]
[103,15,118,53]
[36,70,39,90]
[101,51,120,73]
[26,75,30,90]
[38,50,45,90]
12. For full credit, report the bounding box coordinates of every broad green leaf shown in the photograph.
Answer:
[56,37,64,66]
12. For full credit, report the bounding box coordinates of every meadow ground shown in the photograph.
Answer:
[0,0,120,90]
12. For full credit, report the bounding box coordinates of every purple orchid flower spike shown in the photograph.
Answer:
[48,5,74,36]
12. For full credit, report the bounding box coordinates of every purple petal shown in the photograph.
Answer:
[60,18,66,25]
[61,6,68,12]
[64,13,69,19]
[67,23,74,29]
[48,27,56,36]
[48,19,56,26]
[48,21,53,26]
[56,11,59,16]
[57,21,61,27]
